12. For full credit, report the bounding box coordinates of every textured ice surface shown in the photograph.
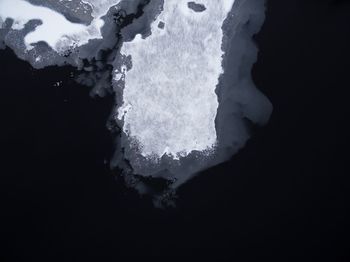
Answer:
[112,0,272,199]
[118,0,235,159]
[0,0,121,52]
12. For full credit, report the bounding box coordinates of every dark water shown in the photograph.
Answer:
[0,0,349,260]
